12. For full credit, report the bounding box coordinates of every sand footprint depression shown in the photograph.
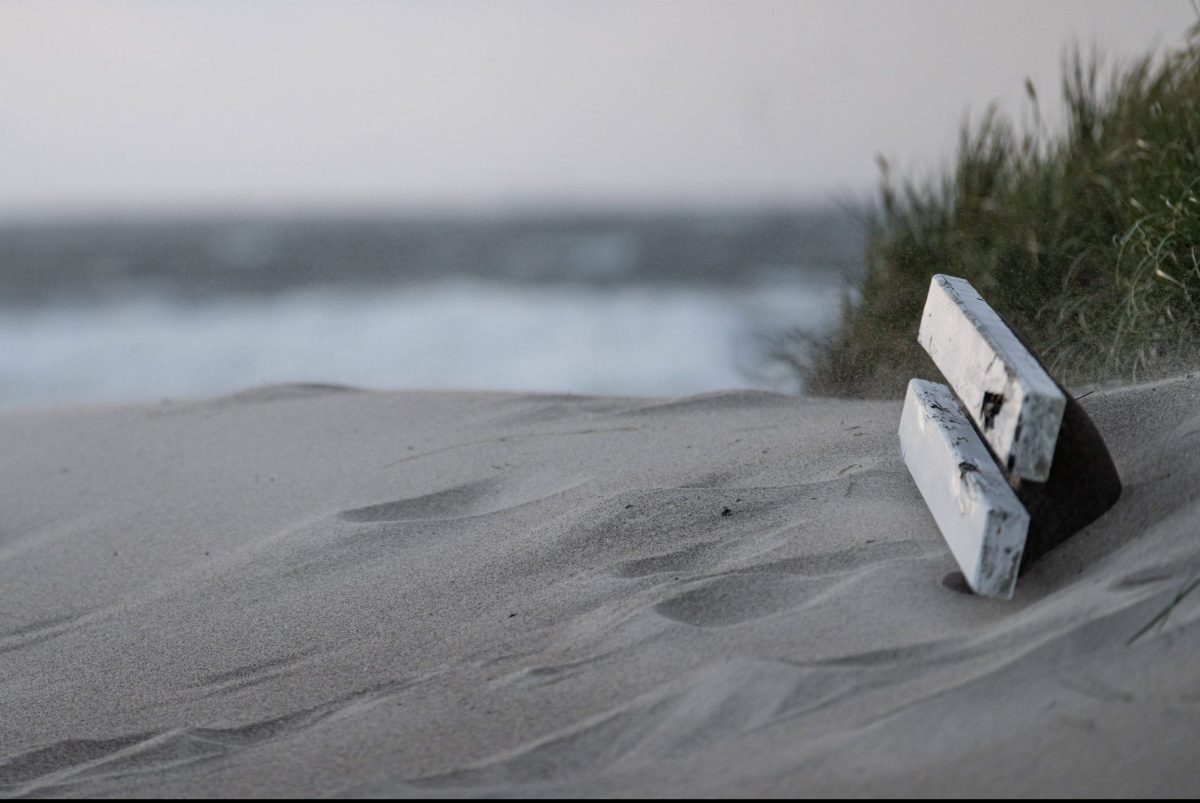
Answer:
[653,573,838,627]
[651,541,927,627]
[336,478,502,523]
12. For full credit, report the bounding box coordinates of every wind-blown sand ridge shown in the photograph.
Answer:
[1,376,1198,796]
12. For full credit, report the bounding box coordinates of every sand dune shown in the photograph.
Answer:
[1,376,1198,797]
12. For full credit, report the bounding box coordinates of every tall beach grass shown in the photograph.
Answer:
[802,30,1200,397]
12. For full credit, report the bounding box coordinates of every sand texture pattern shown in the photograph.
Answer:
[1,377,1198,797]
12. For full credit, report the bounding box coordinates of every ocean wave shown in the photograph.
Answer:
[0,278,842,409]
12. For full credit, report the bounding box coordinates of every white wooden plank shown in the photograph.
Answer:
[899,379,1029,599]
[918,274,1066,482]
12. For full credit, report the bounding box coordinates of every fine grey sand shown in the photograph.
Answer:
[1,377,1199,797]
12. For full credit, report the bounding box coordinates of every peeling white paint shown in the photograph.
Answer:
[918,274,1065,481]
[899,379,1029,599]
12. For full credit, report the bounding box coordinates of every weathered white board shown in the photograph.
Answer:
[899,378,1029,599]
[918,274,1066,482]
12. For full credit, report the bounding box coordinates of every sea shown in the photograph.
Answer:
[0,209,864,410]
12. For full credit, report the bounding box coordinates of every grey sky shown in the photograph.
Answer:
[0,0,1193,215]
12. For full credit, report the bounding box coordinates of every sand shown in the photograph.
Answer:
[1,376,1198,797]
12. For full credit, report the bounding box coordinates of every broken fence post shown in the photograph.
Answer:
[900,379,1028,599]
[901,274,1121,598]
[918,274,1066,482]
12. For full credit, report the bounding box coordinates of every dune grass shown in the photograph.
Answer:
[1127,574,1200,645]
[802,31,1200,398]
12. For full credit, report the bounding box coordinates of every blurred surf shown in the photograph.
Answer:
[0,277,843,408]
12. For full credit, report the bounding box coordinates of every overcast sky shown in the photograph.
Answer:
[0,0,1193,216]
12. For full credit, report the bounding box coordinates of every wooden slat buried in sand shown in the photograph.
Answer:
[899,378,1028,599]
[918,274,1066,482]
